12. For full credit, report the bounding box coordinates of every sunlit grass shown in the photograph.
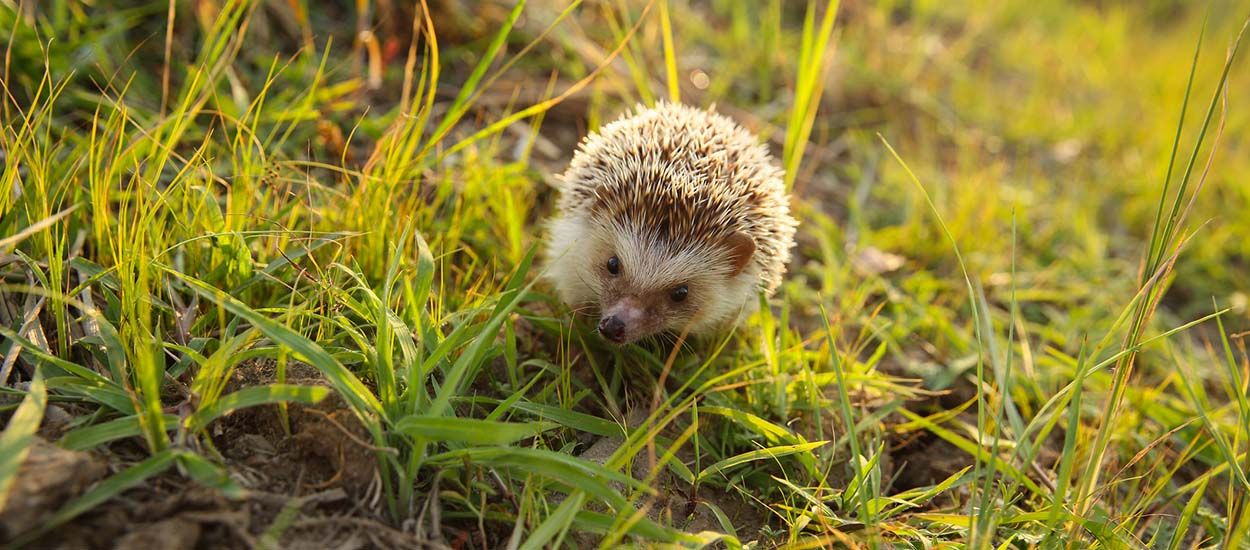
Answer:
[2,0,1249,547]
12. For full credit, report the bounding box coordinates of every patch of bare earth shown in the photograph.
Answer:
[5,361,444,549]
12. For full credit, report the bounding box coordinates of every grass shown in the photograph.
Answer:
[2,0,1250,547]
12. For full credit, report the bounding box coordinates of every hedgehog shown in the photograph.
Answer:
[544,102,798,345]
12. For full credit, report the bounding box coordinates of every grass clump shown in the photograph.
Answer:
[2,0,1250,547]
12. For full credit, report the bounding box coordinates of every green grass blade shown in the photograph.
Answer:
[700,405,817,476]
[1167,477,1208,550]
[392,416,557,446]
[699,406,806,445]
[59,413,179,451]
[43,377,135,415]
[879,466,972,518]
[166,267,384,418]
[571,509,688,543]
[426,446,641,509]
[658,0,680,103]
[1043,339,1090,541]
[1174,350,1250,491]
[0,325,116,387]
[0,368,46,513]
[896,408,1045,497]
[819,306,873,526]
[519,492,585,550]
[783,0,839,190]
[176,451,246,499]
[186,384,330,432]
[470,399,624,438]
[427,247,535,418]
[694,441,826,483]
[1143,14,1205,275]
[417,0,527,159]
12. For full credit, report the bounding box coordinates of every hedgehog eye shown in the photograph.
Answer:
[606,255,621,276]
[669,285,688,303]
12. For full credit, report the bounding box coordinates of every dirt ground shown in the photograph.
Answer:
[2,355,983,548]
[6,362,426,548]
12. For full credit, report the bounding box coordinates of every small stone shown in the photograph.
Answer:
[113,516,201,550]
[0,439,107,539]
[43,405,73,432]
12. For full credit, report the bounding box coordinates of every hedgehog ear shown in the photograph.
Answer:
[723,231,756,277]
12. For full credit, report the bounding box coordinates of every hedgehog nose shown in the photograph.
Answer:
[598,316,627,343]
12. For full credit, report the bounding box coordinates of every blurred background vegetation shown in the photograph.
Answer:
[2,0,1249,547]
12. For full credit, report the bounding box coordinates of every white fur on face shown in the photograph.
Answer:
[544,213,760,338]
[544,214,601,308]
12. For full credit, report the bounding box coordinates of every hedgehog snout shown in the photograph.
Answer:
[598,296,649,344]
[598,316,627,343]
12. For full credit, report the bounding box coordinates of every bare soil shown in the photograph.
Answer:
[7,362,431,549]
[2,353,1005,548]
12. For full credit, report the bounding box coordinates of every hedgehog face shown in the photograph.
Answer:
[593,247,702,344]
[546,214,758,345]
[596,228,757,344]
[544,103,797,345]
